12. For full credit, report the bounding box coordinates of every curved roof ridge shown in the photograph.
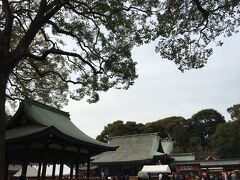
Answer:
[23,98,70,118]
[111,132,160,139]
[21,99,116,149]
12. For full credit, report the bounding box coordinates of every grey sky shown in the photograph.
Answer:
[63,35,240,139]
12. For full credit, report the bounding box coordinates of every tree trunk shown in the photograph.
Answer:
[0,71,8,180]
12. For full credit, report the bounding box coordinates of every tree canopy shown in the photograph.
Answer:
[189,109,225,150]
[96,109,229,154]
[210,104,240,158]
[227,104,240,121]
[211,118,240,158]
[97,116,190,153]
[1,0,240,106]
[96,120,144,141]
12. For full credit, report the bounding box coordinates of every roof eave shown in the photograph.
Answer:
[92,158,152,165]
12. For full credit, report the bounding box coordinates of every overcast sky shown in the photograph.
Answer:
[63,35,240,139]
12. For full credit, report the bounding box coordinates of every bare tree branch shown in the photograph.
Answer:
[6,94,23,101]
[192,0,209,19]
[15,0,62,54]
[13,15,27,34]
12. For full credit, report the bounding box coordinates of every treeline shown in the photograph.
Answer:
[96,104,240,159]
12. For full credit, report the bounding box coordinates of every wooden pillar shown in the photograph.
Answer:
[21,146,29,179]
[70,163,74,179]
[75,162,79,179]
[59,146,65,179]
[37,163,42,180]
[4,149,9,180]
[87,154,91,180]
[75,148,80,179]
[4,163,9,180]
[21,162,28,178]
[52,163,56,179]
[41,144,49,180]
[41,162,47,179]
[59,163,64,179]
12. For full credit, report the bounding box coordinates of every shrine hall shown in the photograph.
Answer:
[5,99,117,179]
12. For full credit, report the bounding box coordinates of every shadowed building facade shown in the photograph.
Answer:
[6,99,116,179]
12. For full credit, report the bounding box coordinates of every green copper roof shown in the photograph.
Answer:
[6,125,47,140]
[7,99,116,150]
[92,133,164,164]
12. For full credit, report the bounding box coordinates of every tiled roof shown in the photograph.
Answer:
[92,133,164,164]
[6,99,116,150]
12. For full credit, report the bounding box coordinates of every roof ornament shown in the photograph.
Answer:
[103,135,112,143]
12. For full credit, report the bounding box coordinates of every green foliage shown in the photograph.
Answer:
[155,0,240,71]
[1,1,240,179]
[227,104,240,121]
[144,116,191,152]
[211,119,240,158]
[97,110,230,154]
[144,121,165,135]
[96,120,144,141]
[97,116,191,153]
[1,0,240,107]
[190,109,225,149]
[188,136,202,151]
[210,104,240,158]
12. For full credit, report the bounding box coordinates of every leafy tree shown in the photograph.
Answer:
[211,119,240,158]
[189,136,202,151]
[162,117,190,152]
[99,120,126,140]
[125,121,145,134]
[144,116,190,152]
[227,104,240,121]
[1,0,240,179]
[97,116,191,153]
[190,109,225,150]
[144,121,165,135]
[211,104,240,158]
[96,120,144,141]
